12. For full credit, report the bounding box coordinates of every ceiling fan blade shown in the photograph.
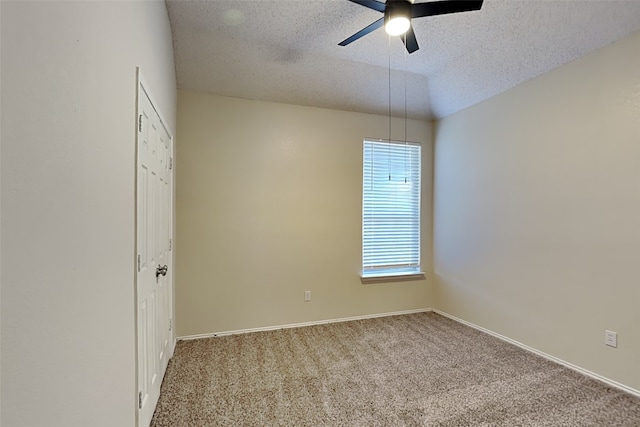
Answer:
[403,27,419,53]
[345,0,386,13]
[338,17,384,46]
[411,0,483,18]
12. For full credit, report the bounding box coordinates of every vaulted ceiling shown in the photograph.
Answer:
[166,0,640,120]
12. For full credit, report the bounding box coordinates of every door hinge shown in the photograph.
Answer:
[138,114,143,132]
[138,391,143,409]
[169,319,173,332]
[169,157,173,170]
[169,239,172,251]
[137,254,141,272]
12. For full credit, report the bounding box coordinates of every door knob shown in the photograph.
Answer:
[156,264,168,278]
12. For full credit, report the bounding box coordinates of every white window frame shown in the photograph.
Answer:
[362,139,424,283]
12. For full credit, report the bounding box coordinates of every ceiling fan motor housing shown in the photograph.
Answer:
[385,0,412,24]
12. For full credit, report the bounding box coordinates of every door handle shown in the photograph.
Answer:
[156,264,168,278]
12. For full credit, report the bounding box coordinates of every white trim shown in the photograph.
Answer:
[360,272,426,284]
[433,309,640,398]
[178,308,433,341]
[364,137,422,146]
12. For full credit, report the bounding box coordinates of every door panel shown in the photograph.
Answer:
[137,75,173,427]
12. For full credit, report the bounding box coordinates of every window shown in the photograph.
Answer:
[362,139,421,279]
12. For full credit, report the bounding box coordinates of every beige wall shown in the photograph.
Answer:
[434,31,640,390]
[1,1,176,426]
[176,91,433,336]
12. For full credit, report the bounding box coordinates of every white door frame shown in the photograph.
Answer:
[135,68,175,427]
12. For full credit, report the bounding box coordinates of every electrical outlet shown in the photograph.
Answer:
[605,330,617,348]
[304,291,311,302]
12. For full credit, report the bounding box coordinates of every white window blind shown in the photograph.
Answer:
[363,140,421,277]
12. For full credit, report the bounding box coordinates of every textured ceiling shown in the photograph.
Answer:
[167,0,640,120]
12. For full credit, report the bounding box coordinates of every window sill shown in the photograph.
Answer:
[360,272,426,284]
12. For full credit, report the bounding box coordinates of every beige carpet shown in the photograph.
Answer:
[151,312,640,426]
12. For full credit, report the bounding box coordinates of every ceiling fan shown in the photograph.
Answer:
[339,0,484,54]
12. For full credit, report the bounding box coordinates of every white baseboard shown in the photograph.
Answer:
[177,308,433,341]
[433,309,640,398]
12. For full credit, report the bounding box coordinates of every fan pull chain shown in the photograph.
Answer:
[388,34,392,182]
[404,33,408,184]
